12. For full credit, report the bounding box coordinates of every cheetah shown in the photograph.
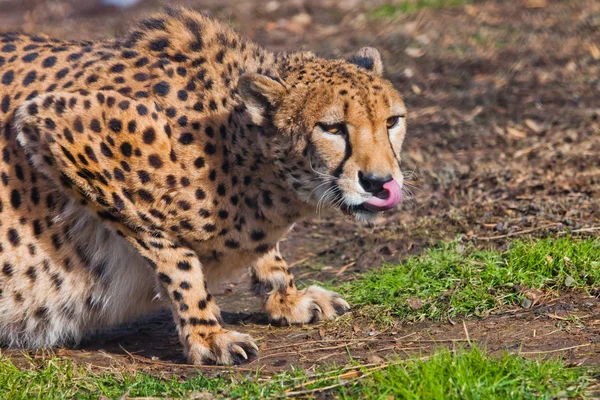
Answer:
[0,7,407,365]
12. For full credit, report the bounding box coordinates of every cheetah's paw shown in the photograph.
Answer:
[187,330,258,365]
[266,285,350,325]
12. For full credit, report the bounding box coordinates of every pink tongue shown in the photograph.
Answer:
[363,180,402,212]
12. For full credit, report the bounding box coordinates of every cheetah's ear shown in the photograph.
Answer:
[348,47,383,76]
[237,73,287,126]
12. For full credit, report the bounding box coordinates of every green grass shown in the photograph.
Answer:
[353,347,594,399]
[370,0,473,19]
[3,236,600,398]
[335,237,600,322]
[1,347,595,399]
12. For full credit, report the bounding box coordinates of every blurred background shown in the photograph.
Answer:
[0,0,598,274]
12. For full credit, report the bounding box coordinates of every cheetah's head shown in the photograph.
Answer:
[238,48,406,223]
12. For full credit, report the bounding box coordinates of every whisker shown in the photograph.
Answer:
[332,194,346,210]
[319,186,340,215]
[309,180,335,200]
[401,186,416,205]
[322,188,342,216]
[403,181,423,195]
[316,185,337,215]
[402,164,419,181]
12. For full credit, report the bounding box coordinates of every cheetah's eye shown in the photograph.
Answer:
[386,116,403,129]
[318,123,346,135]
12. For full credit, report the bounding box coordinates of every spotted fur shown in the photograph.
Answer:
[0,7,406,365]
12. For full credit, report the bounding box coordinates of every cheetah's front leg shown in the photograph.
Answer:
[134,235,259,365]
[130,233,258,365]
[251,247,350,325]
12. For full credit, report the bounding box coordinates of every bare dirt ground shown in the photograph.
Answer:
[1,0,600,377]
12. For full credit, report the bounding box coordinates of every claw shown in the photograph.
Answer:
[309,304,323,324]
[249,340,259,352]
[339,298,350,309]
[232,344,248,360]
[333,298,351,315]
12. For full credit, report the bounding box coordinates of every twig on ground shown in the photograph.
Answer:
[462,320,472,346]
[559,226,600,235]
[288,256,311,268]
[539,328,562,337]
[477,224,600,241]
[518,343,591,355]
[335,261,356,277]
[546,313,567,321]
[476,223,561,241]
[373,346,423,354]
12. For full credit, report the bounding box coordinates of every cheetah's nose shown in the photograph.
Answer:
[363,179,402,212]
